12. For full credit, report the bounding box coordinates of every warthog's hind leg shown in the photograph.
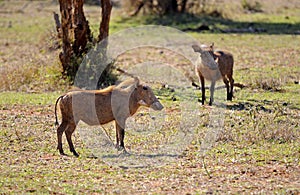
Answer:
[57,121,68,155]
[223,77,231,101]
[65,122,79,157]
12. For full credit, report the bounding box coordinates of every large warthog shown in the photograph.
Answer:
[54,78,164,157]
[192,43,234,105]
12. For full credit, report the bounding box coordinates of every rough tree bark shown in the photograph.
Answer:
[58,0,73,77]
[58,0,92,81]
[73,0,92,55]
[180,0,188,13]
[53,12,61,38]
[169,0,179,13]
[98,0,113,44]
[127,0,180,16]
[97,0,113,88]
[57,0,113,86]
[129,0,145,16]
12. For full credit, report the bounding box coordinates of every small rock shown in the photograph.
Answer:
[169,88,175,92]
[8,21,12,28]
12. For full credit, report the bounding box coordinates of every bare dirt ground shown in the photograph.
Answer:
[0,0,300,194]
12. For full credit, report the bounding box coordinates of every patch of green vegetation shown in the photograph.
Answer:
[108,10,300,34]
[1,1,300,194]
[0,92,60,106]
[0,13,53,44]
[210,141,300,165]
[241,0,263,13]
[236,88,300,108]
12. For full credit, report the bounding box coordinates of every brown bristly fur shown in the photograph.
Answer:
[192,43,234,105]
[54,78,163,157]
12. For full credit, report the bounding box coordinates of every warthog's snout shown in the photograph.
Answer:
[151,101,164,111]
[55,78,166,157]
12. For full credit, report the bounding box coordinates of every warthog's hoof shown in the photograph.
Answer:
[58,148,66,156]
[116,144,125,151]
[72,151,79,157]
[118,149,130,157]
[59,151,68,157]
[227,94,233,101]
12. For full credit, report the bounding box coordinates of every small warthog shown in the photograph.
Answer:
[54,78,164,157]
[192,43,234,105]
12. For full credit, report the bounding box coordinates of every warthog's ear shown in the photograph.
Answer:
[210,42,214,50]
[133,77,140,88]
[215,57,219,64]
[192,44,202,52]
[138,100,148,106]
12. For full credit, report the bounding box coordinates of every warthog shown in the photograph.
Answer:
[54,78,164,157]
[192,43,234,105]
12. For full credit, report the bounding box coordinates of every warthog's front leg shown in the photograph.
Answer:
[229,77,234,101]
[115,121,126,152]
[199,75,206,105]
[209,81,216,106]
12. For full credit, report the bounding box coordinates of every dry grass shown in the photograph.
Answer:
[1,92,299,194]
[0,0,300,194]
[0,1,68,92]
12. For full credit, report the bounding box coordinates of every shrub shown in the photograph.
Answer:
[241,0,263,13]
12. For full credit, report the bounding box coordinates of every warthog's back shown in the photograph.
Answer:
[55,78,164,157]
[60,90,115,126]
[214,50,234,76]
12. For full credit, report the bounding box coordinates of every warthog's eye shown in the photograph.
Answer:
[143,86,148,90]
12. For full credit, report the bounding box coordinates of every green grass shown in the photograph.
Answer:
[108,12,300,35]
[0,0,300,194]
[2,83,299,193]
[210,141,300,164]
[0,92,61,106]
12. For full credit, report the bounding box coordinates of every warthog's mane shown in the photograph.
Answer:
[68,78,141,95]
[116,78,138,88]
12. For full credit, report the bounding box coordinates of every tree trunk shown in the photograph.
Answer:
[98,0,112,43]
[73,0,92,55]
[170,0,178,13]
[129,0,145,16]
[58,0,92,81]
[97,0,113,89]
[58,0,72,76]
[180,0,188,13]
[53,12,61,38]
[57,0,112,85]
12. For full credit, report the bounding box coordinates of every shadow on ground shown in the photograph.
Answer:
[116,13,300,35]
[223,99,300,112]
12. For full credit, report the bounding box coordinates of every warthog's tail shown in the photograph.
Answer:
[54,96,64,126]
